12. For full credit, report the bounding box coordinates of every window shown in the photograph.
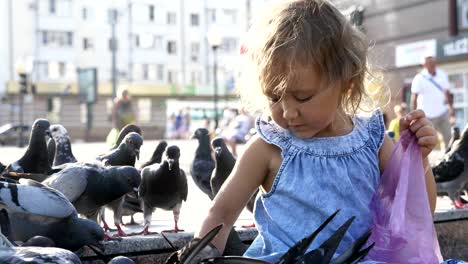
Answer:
[190,14,199,26]
[167,41,177,54]
[207,8,216,23]
[190,42,199,62]
[148,65,157,80]
[138,98,152,123]
[156,64,164,81]
[149,5,155,21]
[154,36,163,49]
[223,38,238,52]
[142,64,149,80]
[58,62,66,77]
[168,70,177,84]
[82,7,88,20]
[190,71,201,85]
[223,9,237,24]
[133,64,142,80]
[36,62,49,80]
[83,38,93,50]
[41,31,73,47]
[49,0,56,14]
[167,12,176,25]
[135,35,140,47]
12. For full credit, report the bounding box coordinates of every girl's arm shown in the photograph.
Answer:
[195,135,272,253]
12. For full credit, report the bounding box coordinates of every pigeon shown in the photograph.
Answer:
[166,210,373,264]
[0,231,82,264]
[97,132,143,167]
[111,124,142,150]
[433,125,468,209]
[117,140,169,226]
[0,179,105,251]
[210,138,236,197]
[43,162,141,236]
[3,119,51,175]
[140,140,168,169]
[22,236,56,247]
[134,145,188,235]
[191,128,215,199]
[108,256,136,264]
[48,124,78,167]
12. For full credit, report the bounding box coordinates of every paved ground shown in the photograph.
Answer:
[0,139,456,236]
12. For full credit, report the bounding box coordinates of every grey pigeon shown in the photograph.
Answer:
[108,256,136,264]
[96,132,143,232]
[434,124,468,209]
[118,140,168,226]
[111,124,142,150]
[98,132,143,167]
[190,128,215,199]
[4,119,51,176]
[49,124,78,167]
[134,145,188,235]
[43,162,141,236]
[22,236,56,247]
[0,179,104,251]
[0,232,82,264]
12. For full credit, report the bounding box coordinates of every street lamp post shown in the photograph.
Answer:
[15,59,32,147]
[207,28,222,130]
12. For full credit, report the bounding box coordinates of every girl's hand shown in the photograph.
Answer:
[399,109,438,159]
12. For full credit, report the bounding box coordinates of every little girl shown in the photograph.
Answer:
[195,0,439,262]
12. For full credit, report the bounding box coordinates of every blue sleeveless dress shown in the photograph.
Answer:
[243,110,384,263]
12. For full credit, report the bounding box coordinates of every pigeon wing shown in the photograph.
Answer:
[42,167,88,203]
[0,179,75,219]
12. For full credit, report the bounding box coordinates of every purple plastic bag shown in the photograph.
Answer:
[365,130,443,263]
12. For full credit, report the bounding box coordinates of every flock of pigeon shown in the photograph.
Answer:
[0,117,466,263]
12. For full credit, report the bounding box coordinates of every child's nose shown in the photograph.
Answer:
[281,98,299,120]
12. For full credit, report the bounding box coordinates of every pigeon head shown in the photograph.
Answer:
[192,128,210,140]
[30,119,51,141]
[66,217,105,252]
[211,137,226,156]
[108,256,136,264]
[50,124,69,142]
[123,132,143,160]
[113,166,142,193]
[165,145,180,170]
[115,124,142,147]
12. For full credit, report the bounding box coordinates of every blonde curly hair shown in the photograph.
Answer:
[237,0,386,115]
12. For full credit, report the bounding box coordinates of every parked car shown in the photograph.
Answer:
[0,124,31,145]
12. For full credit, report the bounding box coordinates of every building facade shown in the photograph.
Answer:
[1,0,255,140]
[353,0,468,129]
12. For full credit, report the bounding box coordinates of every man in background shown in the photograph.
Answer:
[411,55,455,150]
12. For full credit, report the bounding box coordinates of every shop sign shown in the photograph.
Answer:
[438,35,468,60]
[395,39,436,68]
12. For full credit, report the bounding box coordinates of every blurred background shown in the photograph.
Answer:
[0,0,466,143]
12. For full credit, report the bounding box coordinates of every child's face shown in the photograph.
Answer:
[267,68,346,139]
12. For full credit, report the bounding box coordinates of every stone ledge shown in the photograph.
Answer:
[434,208,468,222]
[79,210,468,262]
[79,228,257,261]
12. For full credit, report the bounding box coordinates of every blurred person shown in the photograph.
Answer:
[107,88,135,146]
[112,88,135,130]
[411,55,455,150]
[183,107,192,138]
[388,103,407,141]
[174,109,184,139]
[166,113,177,139]
[222,108,253,156]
